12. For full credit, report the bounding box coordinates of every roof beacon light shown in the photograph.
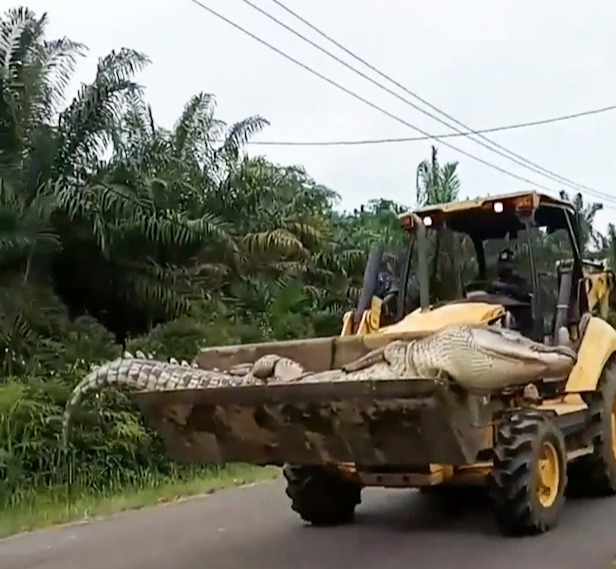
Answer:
[494,201,504,213]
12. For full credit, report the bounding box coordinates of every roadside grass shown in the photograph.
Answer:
[0,465,280,539]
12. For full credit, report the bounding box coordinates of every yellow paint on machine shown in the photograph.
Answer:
[566,317,616,393]
[379,302,506,335]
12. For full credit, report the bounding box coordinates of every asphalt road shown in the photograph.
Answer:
[2,479,616,569]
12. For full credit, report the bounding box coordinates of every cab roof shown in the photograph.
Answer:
[399,190,575,240]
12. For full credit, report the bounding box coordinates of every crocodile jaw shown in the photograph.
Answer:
[468,326,577,380]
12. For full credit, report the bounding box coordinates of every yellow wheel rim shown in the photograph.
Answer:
[611,395,616,460]
[536,441,560,508]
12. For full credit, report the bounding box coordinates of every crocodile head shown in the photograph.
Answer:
[471,325,575,362]
[463,325,577,386]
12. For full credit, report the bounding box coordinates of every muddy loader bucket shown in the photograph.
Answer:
[133,377,490,467]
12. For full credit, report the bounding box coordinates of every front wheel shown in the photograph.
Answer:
[283,465,362,526]
[489,411,567,535]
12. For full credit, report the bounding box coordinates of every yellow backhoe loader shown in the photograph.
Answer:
[64,190,616,536]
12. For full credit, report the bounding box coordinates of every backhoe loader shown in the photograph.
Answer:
[64,190,616,536]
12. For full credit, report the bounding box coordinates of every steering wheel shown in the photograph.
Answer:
[489,280,516,295]
[463,279,491,296]
[488,280,531,302]
[490,279,529,295]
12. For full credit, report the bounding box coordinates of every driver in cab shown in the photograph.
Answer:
[494,248,531,302]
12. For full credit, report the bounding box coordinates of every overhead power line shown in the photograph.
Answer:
[186,0,557,193]
[266,0,616,203]
[244,0,616,204]
[186,0,616,210]
[248,103,616,146]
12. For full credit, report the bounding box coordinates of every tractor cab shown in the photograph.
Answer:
[344,191,595,345]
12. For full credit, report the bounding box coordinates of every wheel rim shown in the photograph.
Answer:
[611,395,616,460]
[536,441,560,508]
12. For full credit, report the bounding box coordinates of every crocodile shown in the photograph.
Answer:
[61,324,577,448]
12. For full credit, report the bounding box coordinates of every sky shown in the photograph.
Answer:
[8,0,616,229]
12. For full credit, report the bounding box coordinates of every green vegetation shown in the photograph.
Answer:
[1,7,615,535]
[0,464,279,538]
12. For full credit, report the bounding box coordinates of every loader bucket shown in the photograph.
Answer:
[133,376,491,468]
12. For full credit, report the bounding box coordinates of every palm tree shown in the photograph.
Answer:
[0,7,84,280]
[3,6,485,352]
[69,92,270,328]
[415,146,463,299]
[0,6,281,340]
[604,224,616,268]
[415,146,461,206]
[558,190,605,255]
[0,7,93,359]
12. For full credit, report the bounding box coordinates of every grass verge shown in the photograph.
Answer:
[0,465,280,539]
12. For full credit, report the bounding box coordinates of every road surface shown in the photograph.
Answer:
[2,479,615,569]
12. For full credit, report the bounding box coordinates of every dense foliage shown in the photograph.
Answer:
[1,7,615,505]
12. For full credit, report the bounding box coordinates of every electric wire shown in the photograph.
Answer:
[185,0,616,209]
[247,103,616,146]
[246,0,616,203]
[186,0,559,193]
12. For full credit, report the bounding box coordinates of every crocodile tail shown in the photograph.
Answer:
[61,354,202,448]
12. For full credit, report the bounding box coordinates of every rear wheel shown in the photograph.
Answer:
[567,362,616,496]
[283,465,362,526]
[489,411,566,535]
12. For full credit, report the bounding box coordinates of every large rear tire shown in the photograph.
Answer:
[489,411,567,535]
[567,362,616,496]
[283,465,362,526]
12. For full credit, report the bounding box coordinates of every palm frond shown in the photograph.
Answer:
[54,48,150,179]
[216,115,269,163]
[242,228,305,256]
